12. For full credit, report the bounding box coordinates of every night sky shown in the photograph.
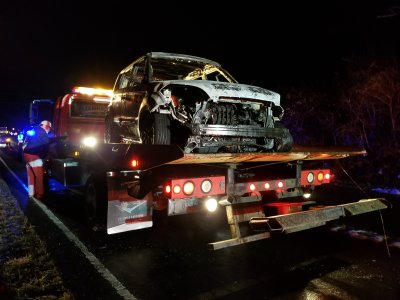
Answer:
[1,0,399,128]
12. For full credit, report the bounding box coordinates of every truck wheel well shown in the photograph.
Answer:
[84,175,107,231]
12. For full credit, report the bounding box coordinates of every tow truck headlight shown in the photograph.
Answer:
[81,136,97,147]
[205,198,218,212]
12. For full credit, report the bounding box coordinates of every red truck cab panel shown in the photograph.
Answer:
[53,86,112,147]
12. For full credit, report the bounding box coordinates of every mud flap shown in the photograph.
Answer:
[106,171,153,234]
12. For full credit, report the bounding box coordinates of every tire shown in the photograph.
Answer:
[139,109,171,145]
[274,121,294,152]
[105,115,120,143]
[84,176,107,231]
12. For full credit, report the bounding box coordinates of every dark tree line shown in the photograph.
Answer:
[282,58,400,188]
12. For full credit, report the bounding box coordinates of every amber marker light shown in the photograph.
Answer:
[317,172,324,182]
[72,86,113,97]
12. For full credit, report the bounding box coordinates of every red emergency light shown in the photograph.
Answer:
[243,179,286,193]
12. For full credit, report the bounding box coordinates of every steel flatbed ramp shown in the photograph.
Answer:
[208,198,387,250]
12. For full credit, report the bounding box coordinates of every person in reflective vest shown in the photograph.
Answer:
[23,120,52,201]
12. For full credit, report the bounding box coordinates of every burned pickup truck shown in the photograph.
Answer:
[105,52,293,153]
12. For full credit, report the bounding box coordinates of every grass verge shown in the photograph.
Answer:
[0,177,74,299]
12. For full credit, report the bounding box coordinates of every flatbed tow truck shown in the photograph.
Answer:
[47,143,388,250]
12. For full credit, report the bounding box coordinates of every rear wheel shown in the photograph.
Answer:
[139,109,171,145]
[85,176,107,231]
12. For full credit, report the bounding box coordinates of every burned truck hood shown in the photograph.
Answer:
[155,80,281,106]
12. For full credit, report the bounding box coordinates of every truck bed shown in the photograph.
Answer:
[166,145,366,164]
[76,143,366,172]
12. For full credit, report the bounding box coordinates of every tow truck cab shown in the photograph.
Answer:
[52,86,112,148]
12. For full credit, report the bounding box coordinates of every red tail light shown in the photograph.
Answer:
[131,159,139,168]
[165,184,171,194]
[164,176,225,199]
[183,181,195,195]
[173,185,181,194]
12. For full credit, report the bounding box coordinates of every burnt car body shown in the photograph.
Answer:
[106,52,293,153]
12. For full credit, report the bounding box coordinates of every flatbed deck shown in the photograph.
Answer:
[77,143,367,171]
[166,146,366,164]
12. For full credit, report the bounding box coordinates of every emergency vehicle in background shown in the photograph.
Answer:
[30,87,388,250]
[0,127,12,148]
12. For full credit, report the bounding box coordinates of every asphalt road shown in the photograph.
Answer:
[1,148,400,300]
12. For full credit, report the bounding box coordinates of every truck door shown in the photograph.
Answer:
[112,59,146,140]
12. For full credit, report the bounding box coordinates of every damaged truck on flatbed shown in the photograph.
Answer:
[44,52,387,250]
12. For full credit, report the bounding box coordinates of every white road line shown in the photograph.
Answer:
[0,155,137,300]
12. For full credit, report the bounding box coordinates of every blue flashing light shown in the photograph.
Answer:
[26,129,35,136]
[17,134,24,141]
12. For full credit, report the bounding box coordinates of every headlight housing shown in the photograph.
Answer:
[81,136,97,147]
